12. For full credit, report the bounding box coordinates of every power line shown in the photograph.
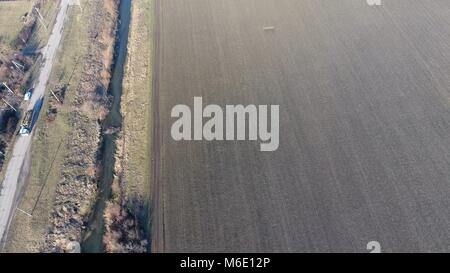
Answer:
[2,82,14,94]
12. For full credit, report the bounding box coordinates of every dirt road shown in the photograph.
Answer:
[0,0,70,249]
[152,0,450,252]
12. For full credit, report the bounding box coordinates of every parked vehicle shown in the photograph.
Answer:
[19,109,33,136]
[24,88,33,101]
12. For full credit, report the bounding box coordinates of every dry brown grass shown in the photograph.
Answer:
[118,0,153,203]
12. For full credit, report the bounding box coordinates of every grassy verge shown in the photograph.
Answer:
[4,1,90,252]
[120,0,153,198]
[0,0,34,49]
[28,0,61,48]
[0,0,61,53]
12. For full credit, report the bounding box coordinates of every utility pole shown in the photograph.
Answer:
[16,208,32,218]
[50,90,61,103]
[2,82,14,94]
[1,98,17,112]
[11,61,24,72]
[34,7,48,31]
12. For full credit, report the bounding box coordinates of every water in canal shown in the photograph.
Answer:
[81,0,131,253]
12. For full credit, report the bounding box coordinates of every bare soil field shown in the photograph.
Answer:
[153,0,450,252]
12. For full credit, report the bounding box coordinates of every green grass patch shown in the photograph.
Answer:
[0,0,34,48]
